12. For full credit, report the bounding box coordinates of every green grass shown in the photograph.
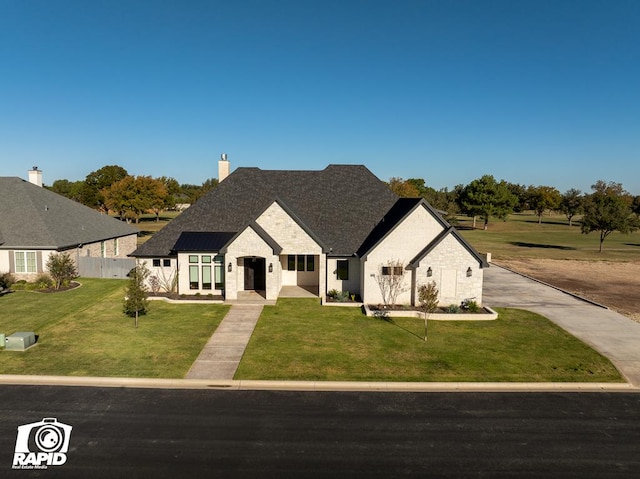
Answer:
[235,299,622,382]
[136,211,182,245]
[0,278,229,378]
[456,212,640,261]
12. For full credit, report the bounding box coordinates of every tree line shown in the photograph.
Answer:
[46,164,640,251]
[47,165,217,223]
[388,175,640,252]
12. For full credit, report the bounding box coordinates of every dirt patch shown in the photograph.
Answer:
[495,259,640,322]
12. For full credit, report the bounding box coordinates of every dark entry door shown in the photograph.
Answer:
[244,258,266,291]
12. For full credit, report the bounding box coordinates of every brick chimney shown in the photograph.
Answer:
[218,153,230,182]
[28,166,43,187]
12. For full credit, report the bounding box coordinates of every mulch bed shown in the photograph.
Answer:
[35,281,81,293]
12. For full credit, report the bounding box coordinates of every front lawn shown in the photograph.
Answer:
[0,278,229,378]
[235,299,623,382]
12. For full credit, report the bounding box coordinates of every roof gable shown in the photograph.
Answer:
[409,226,489,269]
[219,222,282,255]
[0,177,138,250]
[357,198,449,259]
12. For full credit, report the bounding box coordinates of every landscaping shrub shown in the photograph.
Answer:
[0,272,15,291]
[46,252,78,290]
[447,304,461,313]
[461,299,480,313]
[35,274,53,290]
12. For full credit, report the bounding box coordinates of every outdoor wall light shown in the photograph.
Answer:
[426,267,432,277]
[466,267,473,277]
[228,262,232,272]
[268,263,273,273]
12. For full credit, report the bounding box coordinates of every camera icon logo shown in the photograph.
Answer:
[13,418,73,469]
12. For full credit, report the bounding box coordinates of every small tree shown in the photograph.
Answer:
[375,260,408,307]
[560,188,583,227]
[124,263,150,328]
[418,281,439,342]
[527,185,561,224]
[46,252,78,289]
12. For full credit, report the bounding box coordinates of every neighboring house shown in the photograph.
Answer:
[0,169,139,280]
[133,159,488,305]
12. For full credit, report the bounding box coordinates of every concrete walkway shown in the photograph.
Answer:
[484,264,640,386]
[185,305,263,380]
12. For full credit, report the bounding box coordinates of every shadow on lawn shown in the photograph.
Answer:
[373,315,423,340]
[510,241,576,251]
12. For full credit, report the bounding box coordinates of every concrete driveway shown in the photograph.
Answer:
[484,264,640,386]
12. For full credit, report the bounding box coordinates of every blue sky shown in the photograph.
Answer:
[2,0,639,194]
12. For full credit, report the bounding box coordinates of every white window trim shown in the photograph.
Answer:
[15,251,38,273]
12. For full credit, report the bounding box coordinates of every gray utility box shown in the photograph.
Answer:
[5,332,36,351]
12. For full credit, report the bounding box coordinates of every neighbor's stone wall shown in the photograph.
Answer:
[77,234,137,259]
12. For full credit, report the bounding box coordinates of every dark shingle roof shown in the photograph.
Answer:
[0,177,138,249]
[133,165,399,257]
[173,232,236,252]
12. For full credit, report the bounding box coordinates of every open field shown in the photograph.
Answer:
[457,212,640,321]
[136,211,182,245]
[235,299,622,382]
[0,278,229,377]
[456,212,640,261]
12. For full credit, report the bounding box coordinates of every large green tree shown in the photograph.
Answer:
[82,165,129,211]
[527,185,562,224]
[581,181,640,252]
[458,175,517,230]
[387,177,421,197]
[102,175,167,223]
[48,179,84,202]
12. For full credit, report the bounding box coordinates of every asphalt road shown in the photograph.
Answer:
[1,386,639,478]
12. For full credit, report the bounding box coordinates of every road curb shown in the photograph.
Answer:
[0,375,636,392]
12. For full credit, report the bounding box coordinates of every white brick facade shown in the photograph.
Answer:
[225,226,280,300]
[256,202,323,255]
[413,234,484,306]
[361,205,485,306]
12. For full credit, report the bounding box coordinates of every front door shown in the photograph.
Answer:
[244,257,266,291]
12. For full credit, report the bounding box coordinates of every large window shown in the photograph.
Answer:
[306,255,315,272]
[202,265,212,290]
[288,255,315,272]
[188,255,224,290]
[336,260,349,280]
[15,251,37,273]
[189,265,199,290]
